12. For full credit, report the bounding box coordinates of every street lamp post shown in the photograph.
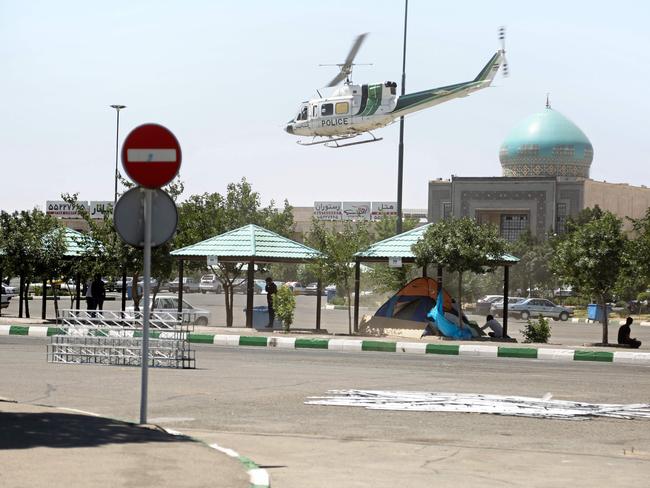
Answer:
[396,0,408,235]
[110,104,126,205]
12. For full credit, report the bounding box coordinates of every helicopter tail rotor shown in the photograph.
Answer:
[498,26,509,77]
[322,33,369,87]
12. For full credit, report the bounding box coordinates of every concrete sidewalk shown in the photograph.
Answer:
[0,400,252,488]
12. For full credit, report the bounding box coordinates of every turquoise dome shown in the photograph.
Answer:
[499,106,593,178]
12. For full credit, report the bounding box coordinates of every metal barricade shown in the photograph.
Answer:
[48,309,196,369]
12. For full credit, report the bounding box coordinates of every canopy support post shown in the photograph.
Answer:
[41,278,47,320]
[246,260,255,328]
[316,278,322,330]
[75,273,81,310]
[177,259,184,320]
[503,265,510,337]
[353,259,361,333]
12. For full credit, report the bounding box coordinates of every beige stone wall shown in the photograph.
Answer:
[583,180,650,229]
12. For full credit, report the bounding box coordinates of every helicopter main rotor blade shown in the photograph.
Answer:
[325,32,368,87]
[327,71,348,87]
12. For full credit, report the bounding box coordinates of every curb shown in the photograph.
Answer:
[3,325,649,366]
[163,429,270,488]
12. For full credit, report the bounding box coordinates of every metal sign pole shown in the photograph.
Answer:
[140,188,152,424]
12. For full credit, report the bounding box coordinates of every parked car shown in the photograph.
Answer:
[199,274,223,294]
[475,295,504,315]
[1,284,17,297]
[1,294,11,309]
[509,298,573,321]
[114,277,133,293]
[168,277,200,293]
[489,297,525,317]
[126,295,210,326]
[305,282,326,296]
[284,281,306,295]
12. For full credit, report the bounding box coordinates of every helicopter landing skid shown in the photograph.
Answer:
[296,134,358,146]
[325,131,382,148]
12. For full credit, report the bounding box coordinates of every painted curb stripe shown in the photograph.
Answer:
[426,344,460,355]
[498,347,538,359]
[396,342,427,354]
[613,351,650,364]
[295,338,328,349]
[362,340,396,353]
[574,350,614,362]
[328,339,362,352]
[213,334,240,346]
[239,336,268,347]
[459,344,498,357]
[268,336,296,349]
[27,326,49,337]
[189,334,215,344]
[6,327,650,367]
[209,443,271,488]
[537,348,575,361]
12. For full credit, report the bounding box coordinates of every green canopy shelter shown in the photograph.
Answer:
[354,224,519,336]
[171,224,322,328]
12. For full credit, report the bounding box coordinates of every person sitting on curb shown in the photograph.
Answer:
[618,316,642,349]
[481,314,506,339]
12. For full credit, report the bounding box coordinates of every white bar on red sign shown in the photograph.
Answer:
[126,149,177,162]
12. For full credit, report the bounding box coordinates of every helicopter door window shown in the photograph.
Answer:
[312,105,317,118]
[335,102,349,115]
[297,106,308,121]
[321,103,333,116]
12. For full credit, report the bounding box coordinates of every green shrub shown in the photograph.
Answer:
[520,315,551,343]
[330,296,346,306]
[273,286,296,332]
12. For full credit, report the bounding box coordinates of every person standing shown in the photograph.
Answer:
[84,278,95,312]
[91,275,106,312]
[618,316,642,348]
[265,277,278,328]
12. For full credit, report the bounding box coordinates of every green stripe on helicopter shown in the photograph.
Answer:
[360,84,383,116]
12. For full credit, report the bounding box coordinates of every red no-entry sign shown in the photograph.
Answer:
[121,123,182,188]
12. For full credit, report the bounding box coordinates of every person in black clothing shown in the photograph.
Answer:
[618,316,642,349]
[265,277,278,328]
[91,275,106,312]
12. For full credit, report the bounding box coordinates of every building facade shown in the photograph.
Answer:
[428,103,650,240]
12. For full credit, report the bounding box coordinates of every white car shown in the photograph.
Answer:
[284,281,307,295]
[199,274,223,294]
[126,295,211,326]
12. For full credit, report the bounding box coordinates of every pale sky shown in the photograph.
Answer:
[2,0,649,213]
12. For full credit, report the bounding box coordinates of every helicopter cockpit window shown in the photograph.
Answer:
[321,103,333,116]
[335,102,349,114]
[296,105,308,121]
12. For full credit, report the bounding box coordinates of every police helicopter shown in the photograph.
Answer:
[286,28,509,148]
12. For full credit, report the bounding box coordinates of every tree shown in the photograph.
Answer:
[63,176,184,311]
[174,178,294,326]
[508,231,555,298]
[0,209,65,317]
[412,217,507,329]
[306,219,371,334]
[551,210,627,344]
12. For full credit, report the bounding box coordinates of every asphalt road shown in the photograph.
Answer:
[1,336,649,486]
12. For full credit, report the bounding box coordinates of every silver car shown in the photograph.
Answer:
[126,295,210,326]
[509,298,573,321]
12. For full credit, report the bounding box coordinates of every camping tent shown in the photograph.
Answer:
[375,277,455,322]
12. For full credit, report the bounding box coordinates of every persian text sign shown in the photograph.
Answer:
[46,201,89,219]
[342,202,371,221]
[314,201,342,221]
[371,202,397,220]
